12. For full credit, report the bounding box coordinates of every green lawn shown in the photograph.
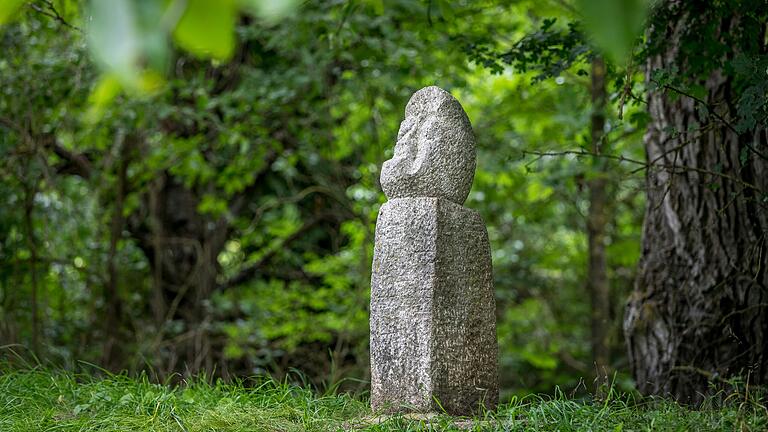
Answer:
[1,368,766,431]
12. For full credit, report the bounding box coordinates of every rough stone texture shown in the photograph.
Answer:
[370,86,497,415]
[380,86,476,205]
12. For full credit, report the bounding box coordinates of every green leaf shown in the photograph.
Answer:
[0,0,24,24]
[198,194,229,216]
[240,0,300,21]
[85,73,122,121]
[85,70,163,122]
[739,146,750,166]
[368,0,384,15]
[88,0,140,76]
[438,0,454,20]
[174,0,237,60]
[576,0,650,64]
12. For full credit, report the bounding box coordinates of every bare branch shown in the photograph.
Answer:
[658,82,768,161]
[220,211,336,290]
[28,0,82,33]
[522,149,646,167]
[522,148,764,193]
[49,140,92,179]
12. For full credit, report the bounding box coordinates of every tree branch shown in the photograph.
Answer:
[29,0,82,32]
[219,211,335,290]
[658,82,768,161]
[49,139,92,179]
[522,148,764,193]
[522,149,646,167]
[1,116,92,178]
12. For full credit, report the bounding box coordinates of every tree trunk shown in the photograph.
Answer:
[128,175,229,377]
[624,4,768,402]
[101,142,128,371]
[587,57,611,386]
[23,180,40,357]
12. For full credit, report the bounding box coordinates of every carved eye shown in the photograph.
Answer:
[416,116,437,143]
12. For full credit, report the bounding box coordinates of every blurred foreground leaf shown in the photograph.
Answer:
[81,0,300,116]
[0,0,24,24]
[241,0,302,21]
[576,0,649,64]
[174,0,237,60]
[87,0,142,81]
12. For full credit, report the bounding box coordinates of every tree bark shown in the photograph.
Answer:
[624,4,768,402]
[101,140,128,371]
[23,180,40,357]
[587,57,611,386]
[128,175,229,377]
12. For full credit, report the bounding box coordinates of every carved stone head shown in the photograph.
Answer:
[380,86,476,205]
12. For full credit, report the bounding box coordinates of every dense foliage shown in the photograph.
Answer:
[0,0,651,397]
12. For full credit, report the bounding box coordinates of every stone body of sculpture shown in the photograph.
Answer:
[370,86,498,415]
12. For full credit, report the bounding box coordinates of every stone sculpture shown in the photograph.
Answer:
[370,86,498,415]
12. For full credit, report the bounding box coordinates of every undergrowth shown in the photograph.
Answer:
[1,367,766,431]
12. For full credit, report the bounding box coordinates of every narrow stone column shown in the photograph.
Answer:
[370,86,498,415]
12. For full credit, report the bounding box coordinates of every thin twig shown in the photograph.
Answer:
[652,144,679,211]
[659,82,768,161]
[522,149,763,192]
[29,0,82,32]
[522,149,646,167]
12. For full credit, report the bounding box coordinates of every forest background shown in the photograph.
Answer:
[1,0,766,403]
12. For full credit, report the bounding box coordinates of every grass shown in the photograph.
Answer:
[1,367,767,431]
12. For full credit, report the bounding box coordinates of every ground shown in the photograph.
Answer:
[1,368,766,431]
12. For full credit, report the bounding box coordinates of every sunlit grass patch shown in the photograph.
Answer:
[1,368,766,431]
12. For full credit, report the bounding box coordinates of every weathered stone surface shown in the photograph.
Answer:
[370,86,497,415]
[370,198,497,415]
[380,86,476,205]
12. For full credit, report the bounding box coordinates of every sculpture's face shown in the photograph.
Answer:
[380,86,475,205]
[383,111,438,180]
